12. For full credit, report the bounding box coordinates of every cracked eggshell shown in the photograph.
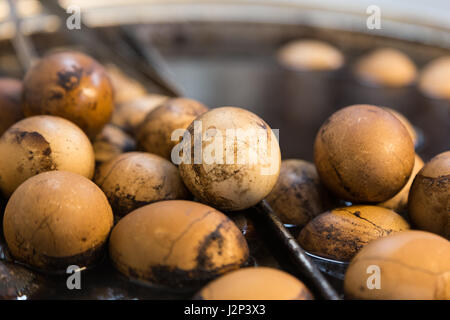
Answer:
[179,107,281,211]
[93,124,136,165]
[0,78,23,136]
[196,267,313,300]
[3,171,113,271]
[298,205,410,262]
[111,94,169,135]
[378,154,424,213]
[314,104,415,203]
[137,98,208,160]
[23,51,114,138]
[0,116,95,197]
[266,159,334,227]
[94,152,189,219]
[409,151,450,240]
[344,230,450,300]
[109,200,249,288]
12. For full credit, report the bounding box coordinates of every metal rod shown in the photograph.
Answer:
[7,0,38,71]
[256,200,340,300]
[118,25,183,97]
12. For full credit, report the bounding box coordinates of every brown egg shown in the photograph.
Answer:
[196,267,313,300]
[314,104,415,203]
[298,205,410,261]
[354,48,417,87]
[344,230,450,299]
[3,171,113,271]
[94,152,189,218]
[179,107,281,211]
[266,159,334,227]
[106,64,147,104]
[137,98,208,160]
[0,78,23,136]
[382,107,418,147]
[93,124,136,165]
[378,154,424,213]
[277,39,344,71]
[109,200,249,287]
[409,151,450,239]
[419,56,450,99]
[111,94,168,135]
[23,51,114,138]
[0,116,95,197]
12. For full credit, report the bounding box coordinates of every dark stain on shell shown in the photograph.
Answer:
[18,241,107,274]
[49,90,63,100]
[416,174,450,194]
[185,163,241,210]
[111,215,249,289]
[343,208,394,235]
[196,220,227,269]
[9,129,56,173]
[57,66,83,91]
[298,212,376,261]
[268,162,333,225]
[409,173,450,237]
[107,191,154,220]
[146,263,244,289]
[329,161,363,200]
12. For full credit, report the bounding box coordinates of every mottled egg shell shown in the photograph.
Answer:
[354,48,417,87]
[22,51,114,138]
[93,124,136,165]
[3,171,113,271]
[196,267,313,300]
[111,94,168,134]
[109,200,249,287]
[179,107,281,211]
[0,116,95,197]
[266,159,334,227]
[94,152,189,218]
[277,39,344,71]
[314,104,415,203]
[298,205,410,261]
[0,78,23,136]
[137,97,208,160]
[409,151,450,239]
[344,230,450,300]
[378,154,424,213]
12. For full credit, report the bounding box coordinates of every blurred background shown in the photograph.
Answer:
[0,0,449,161]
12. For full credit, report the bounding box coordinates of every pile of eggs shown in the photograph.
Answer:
[0,41,449,300]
